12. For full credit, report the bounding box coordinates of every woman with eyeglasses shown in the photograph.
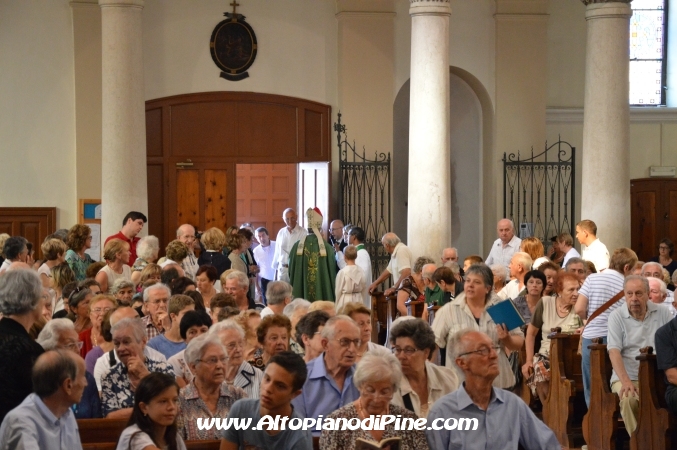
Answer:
[319,350,427,450]
[176,334,246,440]
[248,314,291,371]
[79,294,116,358]
[116,372,186,450]
[651,237,677,277]
[210,319,264,399]
[389,318,458,418]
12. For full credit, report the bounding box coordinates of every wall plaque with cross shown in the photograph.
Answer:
[209,1,258,81]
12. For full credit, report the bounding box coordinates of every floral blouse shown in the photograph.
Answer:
[177,380,246,440]
[65,249,94,282]
[319,402,427,450]
[101,358,174,417]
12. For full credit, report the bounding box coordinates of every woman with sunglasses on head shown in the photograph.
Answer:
[79,294,116,358]
[116,372,187,450]
[68,287,94,334]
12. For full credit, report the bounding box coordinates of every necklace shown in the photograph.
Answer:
[555,296,572,316]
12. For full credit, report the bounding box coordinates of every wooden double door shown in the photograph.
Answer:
[630,178,677,262]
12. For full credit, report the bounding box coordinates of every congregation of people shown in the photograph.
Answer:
[2,208,677,450]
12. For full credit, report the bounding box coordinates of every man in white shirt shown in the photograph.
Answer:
[576,219,609,272]
[368,232,412,297]
[337,227,373,307]
[557,231,580,267]
[176,224,199,280]
[497,252,533,300]
[272,208,307,283]
[485,219,522,271]
[253,227,276,304]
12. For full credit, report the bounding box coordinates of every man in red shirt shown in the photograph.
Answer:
[104,211,147,266]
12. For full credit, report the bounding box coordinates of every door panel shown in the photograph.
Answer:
[666,186,677,248]
[204,169,228,230]
[0,208,56,260]
[236,164,297,236]
[176,170,200,230]
[171,163,235,241]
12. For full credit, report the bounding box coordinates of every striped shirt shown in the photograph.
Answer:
[579,269,625,339]
[431,293,524,389]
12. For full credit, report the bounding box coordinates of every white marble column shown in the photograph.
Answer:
[407,0,452,259]
[99,0,148,239]
[581,0,632,251]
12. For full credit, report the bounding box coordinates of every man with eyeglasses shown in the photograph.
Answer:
[426,329,559,450]
[177,224,199,280]
[36,318,101,419]
[142,283,172,340]
[292,315,360,438]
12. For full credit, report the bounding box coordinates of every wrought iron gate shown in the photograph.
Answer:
[334,113,391,281]
[503,139,576,250]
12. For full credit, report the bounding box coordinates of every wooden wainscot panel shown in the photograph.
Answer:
[146,163,165,247]
[237,101,298,159]
[304,109,325,158]
[0,207,56,260]
[145,107,163,157]
[170,101,238,157]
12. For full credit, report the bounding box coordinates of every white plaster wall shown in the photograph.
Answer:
[0,0,77,227]
[394,0,495,108]
[142,0,338,106]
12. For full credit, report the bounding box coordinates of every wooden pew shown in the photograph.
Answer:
[517,344,535,407]
[405,299,425,318]
[373,291,397,346]
[582,338,621,450]
[630,346,677,450]
[78,419,220,449]
[542,328,582,449]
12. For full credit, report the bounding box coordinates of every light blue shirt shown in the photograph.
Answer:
[291,354,359,437]
[0,393,82,450]
[147,334,186,359]
[426,384,560,450]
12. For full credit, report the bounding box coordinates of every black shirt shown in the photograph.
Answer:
[655,317,677,391]
[197,251,231,278]
[0,317,45,423]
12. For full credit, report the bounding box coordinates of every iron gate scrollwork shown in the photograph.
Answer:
[334,112,391,283]
[503,138,576,251]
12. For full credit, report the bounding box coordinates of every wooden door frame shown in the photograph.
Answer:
[146,91,332,248]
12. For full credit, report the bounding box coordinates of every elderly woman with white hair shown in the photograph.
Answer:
[210,319,263,398]
[177,333,246,440]
[319,350,427,450]
[130,235,159,286]
[283,298,311,355]
[0,269,46,423]
[490,264,508,294]
[36,318,102,418]
[101,317,174,419]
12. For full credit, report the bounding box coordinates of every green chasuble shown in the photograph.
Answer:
[288,235,337,302]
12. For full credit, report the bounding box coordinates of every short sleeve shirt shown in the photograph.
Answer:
[386,242,413,279]
[582,239,610,272]
[579,269,625,339]
[655,317,677,388]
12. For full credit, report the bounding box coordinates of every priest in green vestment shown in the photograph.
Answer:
[288,207,337,302]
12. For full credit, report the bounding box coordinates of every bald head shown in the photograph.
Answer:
[497,219,515,244]
[442,248,458,263]
[330,220,344,240]
[110,306,139,326]
[381,233,400,252]
[422,263,437,281]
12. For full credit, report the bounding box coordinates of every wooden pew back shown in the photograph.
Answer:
[542,329,581,448]
[582,338,620,450]
[406,299,425,318]
[630,346,677,450]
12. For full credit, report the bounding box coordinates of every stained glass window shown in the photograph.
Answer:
[630,0,667,105]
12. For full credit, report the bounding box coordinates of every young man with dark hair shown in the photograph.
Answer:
[220,351,312,449]
[104,211,147,266]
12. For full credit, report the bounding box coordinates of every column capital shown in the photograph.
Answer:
[99,0,144,9]
[409,0,451,17]
[581,0,631,5]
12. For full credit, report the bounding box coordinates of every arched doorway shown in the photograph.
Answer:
[393,68,494,258]
[145,92,332,247]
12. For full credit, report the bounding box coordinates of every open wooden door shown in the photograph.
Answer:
[298,162,330,232]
